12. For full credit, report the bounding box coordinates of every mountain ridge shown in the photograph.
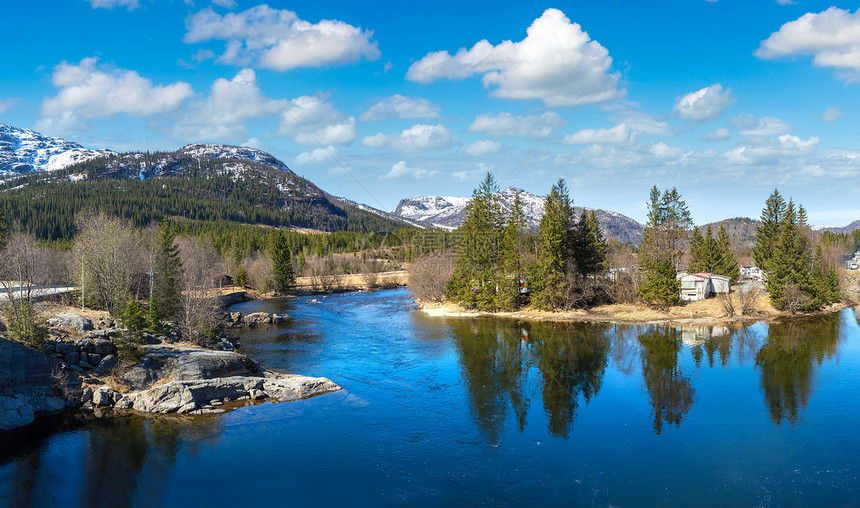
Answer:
[391,187,645,245]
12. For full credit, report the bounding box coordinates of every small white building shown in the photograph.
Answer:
[741,266,765,282]
[679,273,731,301]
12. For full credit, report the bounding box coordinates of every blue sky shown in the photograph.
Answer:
[3,1,860,225]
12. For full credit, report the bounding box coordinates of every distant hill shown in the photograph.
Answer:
[391,187,645,245]
[816,220,860,235]
[0,124,411,241]
[700,217,761,252]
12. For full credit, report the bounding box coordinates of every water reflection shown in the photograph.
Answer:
[449,320,611,441]
[1,414,221,507]
[530,322,609,439]
[638,326,694,434]
[448,319,531,444]
[756,317,841,425]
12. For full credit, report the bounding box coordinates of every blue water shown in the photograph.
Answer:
[2,288,860,506]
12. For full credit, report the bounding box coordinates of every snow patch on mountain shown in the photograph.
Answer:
[0,124,115,174]
[391,187,645,245]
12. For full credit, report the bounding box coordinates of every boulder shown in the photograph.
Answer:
[119,377,265,414]
[64,352,80,366]
[48,313,93,333]
[98,355,118,374]
[92,386,122,407]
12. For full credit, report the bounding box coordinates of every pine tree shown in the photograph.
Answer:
[754,189,786,274]
[500,191,527,309]
[638,186,690,306]
[573,210,608,276]
[714,224,739,283]
[271,230,295,294]
[688,226,706,273]
[148,219,181,327]
[533,179,575,310]
[447,172,506,310]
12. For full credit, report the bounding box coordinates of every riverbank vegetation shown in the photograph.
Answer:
[409,174,850,322]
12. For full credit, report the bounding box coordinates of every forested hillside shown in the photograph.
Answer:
[0,145,408,242]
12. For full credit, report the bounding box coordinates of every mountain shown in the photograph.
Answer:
[816,220,860,235]
[0,125,411,240]
[700,217,761,252]
[391,187,645,245]
[0,124,115,174]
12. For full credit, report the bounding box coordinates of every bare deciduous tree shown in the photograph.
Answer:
[73,213,142,315]
[176,237,224,344]
[0,231,50,344]
[408,254,454,302]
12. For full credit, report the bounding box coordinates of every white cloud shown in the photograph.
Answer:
[738,116,793,136]
[38,57,193,134]
[0,98,19,114]
[463,139,503,156]
[86,0,139,10]
[406,8,623,107]
[821,106,842,122]
[610,110,670,135]
[674,84,735,121]
[468,111,563,137]
[776,0,797,4]
[174,68,279,141]
[756,7,860,76]
[722,134,819,165]
[362,124,454,152]
[380,161,439,179]
[212,0,237,7]
[295,146,338,165]
[185,6,380,71]
[278,95,356,146]
[359,95,440,122]
[563,124,636,146]
[703,128,731,140]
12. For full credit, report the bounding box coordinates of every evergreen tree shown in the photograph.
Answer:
[120,294,145,345]
[754,189,786,273]
[533,179,575,310]
[714,224,739,283]
[687,226,706,273]
[271,230,295,294]
[148,220,181,327]
[573,210,608,276]
[447,172,506,310]
[0,209,6,251]
[638,186,690,306]
[500,191,527,309]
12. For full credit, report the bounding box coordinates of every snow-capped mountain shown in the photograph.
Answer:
[391,187,645,245]
[0,124,115,174]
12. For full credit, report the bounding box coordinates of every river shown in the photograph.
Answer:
[2,288,860,506]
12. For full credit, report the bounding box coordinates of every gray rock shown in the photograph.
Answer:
[64,352,80,365]
[69,365,84,373]
[48,313,94,333]
[81,387,93,403]
[249,388,268,400]
[92,386,121,407]
[98,355,118,374]
[89,353,102,365]
[56,342,76,354]
[80,352,88,364]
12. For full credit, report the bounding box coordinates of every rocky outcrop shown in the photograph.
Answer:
[111,347,339,415]
[226,311,289,328]
[47,313,94,333]
[1,337,81,431]
[120,346,259,391]
[114,373,339,414]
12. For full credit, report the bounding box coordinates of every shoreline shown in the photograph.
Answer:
[416,298,852,327]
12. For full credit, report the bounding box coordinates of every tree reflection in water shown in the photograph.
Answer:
[531,322,610,439]
[449,319,611,441]
[638,326,694,434]
[755,317,841,425]
[449,319,532,444]
[1,413,221,506]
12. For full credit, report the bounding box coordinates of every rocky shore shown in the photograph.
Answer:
[1,309,340,431]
